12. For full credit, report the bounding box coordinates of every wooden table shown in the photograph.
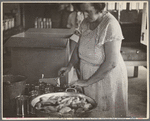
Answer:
[121,45,147,77]
[125,61,147,77]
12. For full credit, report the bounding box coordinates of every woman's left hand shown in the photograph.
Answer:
[72,80,89,87]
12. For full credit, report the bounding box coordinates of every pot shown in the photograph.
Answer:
[31,88,97,118]
[3,75,27,117]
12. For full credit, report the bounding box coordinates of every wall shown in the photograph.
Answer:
[3,2,145,44]
[3,3,21,26]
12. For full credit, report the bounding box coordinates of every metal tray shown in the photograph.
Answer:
[31,91,97,118]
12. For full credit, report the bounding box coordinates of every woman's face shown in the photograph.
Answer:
[80,3,99,22]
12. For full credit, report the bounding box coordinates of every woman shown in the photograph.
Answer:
[67,3,84,30]
[59,3,72,28]
[59,3,128,118]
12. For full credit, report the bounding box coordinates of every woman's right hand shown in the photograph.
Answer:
[58,66,71,77]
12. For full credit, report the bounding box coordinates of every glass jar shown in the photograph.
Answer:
[24,84,30,95]
[4,20,8,31]
[35,86,40,95]
[34,17,38,28]
[8,18,12,29]
[11,18,15,28]
[38,82,45,94]
[16,95,30,117]
[30,84,35,91]
[44,87,50,93]
[29,90,38,115]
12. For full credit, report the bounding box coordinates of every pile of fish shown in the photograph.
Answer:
[35,95,93,116]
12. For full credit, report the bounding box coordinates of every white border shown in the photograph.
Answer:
[1,1,149,120]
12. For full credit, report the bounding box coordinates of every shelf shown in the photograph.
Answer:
[3,25,24,44]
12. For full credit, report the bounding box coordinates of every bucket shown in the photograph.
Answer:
[3,75,27,117]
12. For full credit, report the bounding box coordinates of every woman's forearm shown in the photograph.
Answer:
[87,60,118,85]
[67,42,79,69]
[87,41,121,85]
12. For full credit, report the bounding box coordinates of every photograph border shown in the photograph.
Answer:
[1,0,149,120]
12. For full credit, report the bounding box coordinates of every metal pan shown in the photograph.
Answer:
[31,88,97,118]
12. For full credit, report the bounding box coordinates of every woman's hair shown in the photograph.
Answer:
[76,3,105,13]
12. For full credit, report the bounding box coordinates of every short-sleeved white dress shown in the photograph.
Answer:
[78,12,128,118]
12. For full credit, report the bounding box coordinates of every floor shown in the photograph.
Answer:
[127,66,147,118]
[3,51,148,118]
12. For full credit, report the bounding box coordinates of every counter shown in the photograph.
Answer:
[5,28,74,85]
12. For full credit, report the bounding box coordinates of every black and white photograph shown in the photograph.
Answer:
[2,1,149,119]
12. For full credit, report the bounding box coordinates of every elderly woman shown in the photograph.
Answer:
[59,3,128,118]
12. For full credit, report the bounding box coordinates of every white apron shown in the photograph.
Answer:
[78,12,128,118]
